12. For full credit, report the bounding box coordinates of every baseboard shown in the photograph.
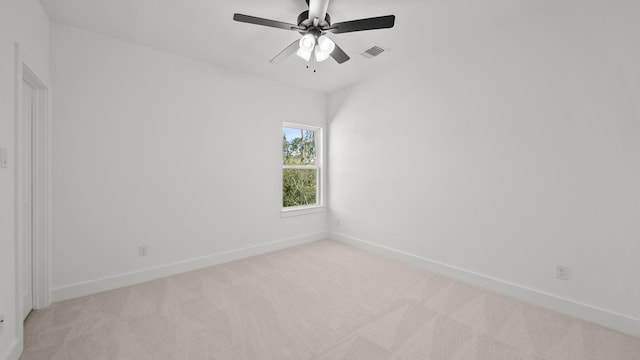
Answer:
[52,232,328,302]
[330,232,640,338]
[1,338,22,360]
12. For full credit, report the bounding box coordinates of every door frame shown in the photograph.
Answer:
[14,42,52,326]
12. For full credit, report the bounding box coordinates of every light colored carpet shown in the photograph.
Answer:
[21,240,640,360]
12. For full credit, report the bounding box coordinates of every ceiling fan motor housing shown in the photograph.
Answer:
[297,10,331,35]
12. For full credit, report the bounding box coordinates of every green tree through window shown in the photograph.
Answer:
[282,125,320,208]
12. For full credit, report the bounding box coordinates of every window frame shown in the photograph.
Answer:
[281,122,324,217]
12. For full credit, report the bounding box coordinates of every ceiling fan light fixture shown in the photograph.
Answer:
[314,35,335,62]
[296,33,316,61]
[234,0,396,65]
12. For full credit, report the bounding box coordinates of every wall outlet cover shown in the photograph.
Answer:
[555,265,570,280]
[0,147,8,168]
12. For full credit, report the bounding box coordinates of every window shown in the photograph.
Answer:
[282,123,322,212]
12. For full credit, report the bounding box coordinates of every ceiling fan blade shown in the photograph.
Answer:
[233,13,302,31]
[330,42,350,64]
[270,40,300,64]
[329,15,395,34]
[308,0,330,22]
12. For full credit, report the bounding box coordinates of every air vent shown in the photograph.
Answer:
[360,45,387,59]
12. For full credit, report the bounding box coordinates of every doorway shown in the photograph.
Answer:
[16,54,51,324]
[20,77,35,319]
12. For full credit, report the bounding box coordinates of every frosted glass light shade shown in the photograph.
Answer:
[297,47,313,61]
[314,36,335,62]
[296,34,316,61]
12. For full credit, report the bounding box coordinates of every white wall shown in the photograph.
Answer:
[0,1,50,359]
[328,1,640,335]
[50,23,327,300]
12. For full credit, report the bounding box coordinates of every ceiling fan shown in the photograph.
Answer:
[233,0,395,65]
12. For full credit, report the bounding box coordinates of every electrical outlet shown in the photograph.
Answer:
[138,246,147,257]
[555,265,569,280]
[0,147,7,168]
[0,313,5,333]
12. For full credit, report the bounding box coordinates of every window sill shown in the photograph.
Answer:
[281,205,325,218]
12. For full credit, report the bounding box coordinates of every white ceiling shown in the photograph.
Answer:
[40,0,574,93]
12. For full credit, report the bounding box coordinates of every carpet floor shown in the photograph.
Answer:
[20,240,640,360]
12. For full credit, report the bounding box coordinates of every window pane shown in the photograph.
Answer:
[282,127,316,165]
[283,169,317,207]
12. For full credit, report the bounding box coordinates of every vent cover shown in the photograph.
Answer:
[360,45,388,59]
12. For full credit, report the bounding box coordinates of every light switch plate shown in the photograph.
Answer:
[0,147,8,168]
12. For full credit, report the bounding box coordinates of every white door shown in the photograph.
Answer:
[21,79,35,319]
